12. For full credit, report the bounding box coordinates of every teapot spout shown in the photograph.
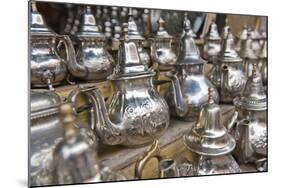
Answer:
[62,35,88,78]
[166,70,189,117]
[221,65,231,92]
[226,111,238,132]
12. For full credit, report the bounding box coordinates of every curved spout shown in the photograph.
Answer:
[61,35,88,78]
[83,88,124,146]
[226,111,238,132]
[165,70,189,117]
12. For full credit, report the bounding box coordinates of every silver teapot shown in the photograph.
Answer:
[126,8,151,66]
[240,29,259,78]
[30,2,67,90]
[203,19,221,63]
[165,18,219,122]
[230,64,267,170]
[258,37,267,86]
[64,6,114,82]
[235,25,248,52]
[30,90,97,186]
[150,17,177,71]
[182,88,240,175]
[210,29,246,103]
[75,32,170,147]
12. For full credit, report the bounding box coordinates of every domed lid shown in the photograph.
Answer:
[237,25,248,40]
[205,19,221,41]
[30,1,56,37]
[30,90,61,119]
[234,64,267,111]
[239,29,258,59]
[76,6,104,39]
[218,29,243,62]
[154,17,173,39]
[183,88,236,156]
[108,26,154,80]
[127,8,144,40]
[221,18,230,39]
[181,13,197,38]
[177,17,205,65]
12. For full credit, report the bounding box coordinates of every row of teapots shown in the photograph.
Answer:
[30,84,266,186]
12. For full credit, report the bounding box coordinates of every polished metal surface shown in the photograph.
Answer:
[165,18,219,122]
[182,88,240,175]
[76,37,169,147]
[30,2,67,90]
[235,25,248,52]
[203,19,221,62]
[209,29,246,103]
[231,65,267,168]
[258,38,267,86]
[66,6,114,81]
[150,17,177,71]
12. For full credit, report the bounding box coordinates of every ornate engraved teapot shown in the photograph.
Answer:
[210,29,246,103]
[203,19,221,63]
[127,8,151,66]
[150,17,177,71]
[30,90,97,186]
[165,18,219,122]
[64,6,114,81]
[76,32,170,147]
[182,88,240,175]
[30,2,67,90]
[240,29,259,78]
[230,64,267,170]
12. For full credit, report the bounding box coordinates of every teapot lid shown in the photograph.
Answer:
[154,17,174,39]
[176,17,205,65]
[30,90,61,119]
[205,19,221,41]
[239,29,258,59]
[221,18,230,39]
[127,8,145,40]
[183,88,236,156]
[237,25,248,40]
[234,64,267,111]
[218,29,243,62]
[30,1,56,37]
[108,26,154,80]
[76,6,105,39]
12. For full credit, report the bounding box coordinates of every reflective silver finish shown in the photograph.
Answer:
[203,19,221,62]
[77,37,169,147]
[258,39,267,86]
[210,29,246,103]
[30,90,97,186]
[30,2,67,90]
[235,25,248,52]
[66,6,114,81]
[159,159,194,178]
[240,30,259,78]
[231,65,267,168]
[150,17,177,71]
[166,18,219,122]
[183,88,240,175]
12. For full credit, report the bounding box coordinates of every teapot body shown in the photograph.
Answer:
[166,64,219,121]
[107,76,170,146]
[31,36,67,88]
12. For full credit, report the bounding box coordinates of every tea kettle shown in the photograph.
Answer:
[230,64,267,170]
[210,28,246,103]
[165,17,219,122]
[71,29,170,147]
[63,6,114,82]
[30,2,67,90]
[182,88,240,175]
[203,19,221,63]
[30,89,97,186]
[150,17,177,71]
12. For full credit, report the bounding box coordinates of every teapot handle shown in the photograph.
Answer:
[135,140,163,179]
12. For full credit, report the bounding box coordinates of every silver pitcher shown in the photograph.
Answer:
[182,88,240,175]
[75,32,170,147]
[65,6,114,82]
[230,64,267,170]
[150,17,177,71]
[165,18,219,122]
[210,28,246,103]
[240,29,259,78]
[30,89,97,186]
[203,19,221,63]
[127,8,151,66]
[30,2,67,90]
